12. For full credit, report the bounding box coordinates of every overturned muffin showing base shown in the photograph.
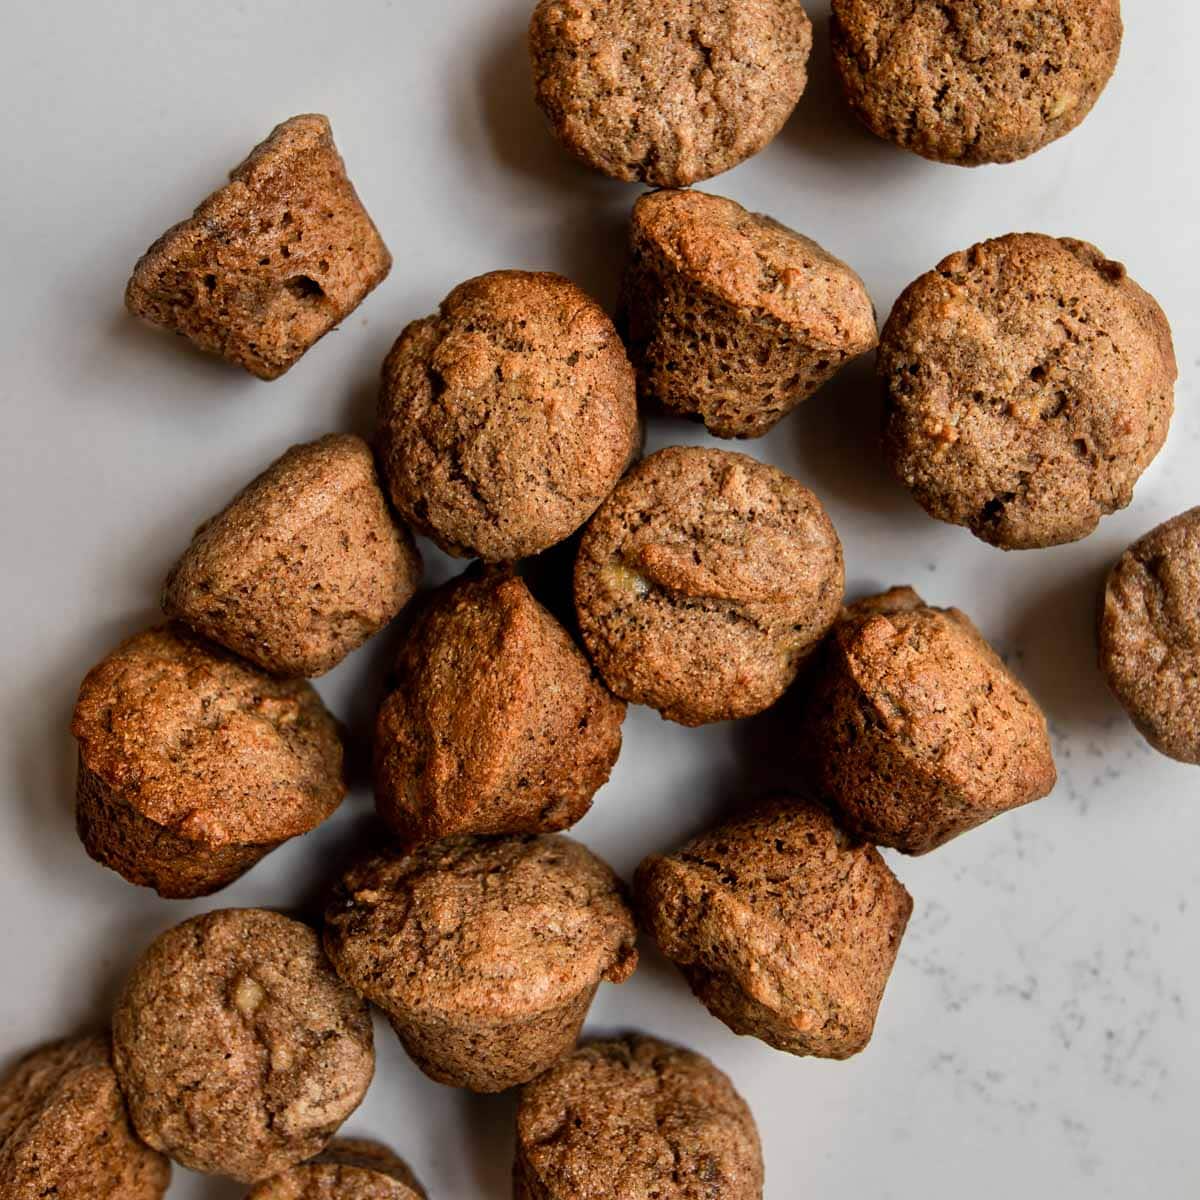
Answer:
[575,446,844,725]
[530,0,812,187]
[71,625,345,898]
[620,189,877,438]
[126,114,390,379]
[0,1034,170,1200]
[1100,507,1200,763]
[324,835,638,1093]
[881,233,1176,550]
[374,569,625,847]
[246,1138,426,1200]
[801,587,1057,854]
[636,797,912,1059]
[113,909,374,1183]
[376,270,638,562]
[164,434,421,677]
[514,1036,762,1200]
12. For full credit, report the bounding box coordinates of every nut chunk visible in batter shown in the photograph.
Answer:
[881,233,1175,549]
[1100,507,1200,764]
[126,114,391,379]
[112,909,374,1183]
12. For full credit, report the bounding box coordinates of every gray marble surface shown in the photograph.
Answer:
[0,1,1196,1196]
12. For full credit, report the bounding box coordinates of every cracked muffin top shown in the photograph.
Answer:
[1100,507,1200,764]
[514,1035,762,1200]
[246,1138,426,1200]
[324,835,638,1021]
[71,625,345,845]
[574,445,844,725]
[376,270,638,562]
[530,0,811,186]
[831,0,1123,165]
[880,233,1175,550]
[112,909,374,1183]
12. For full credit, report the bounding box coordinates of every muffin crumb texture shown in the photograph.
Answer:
[125,114,391,379]
[247,1138,427,1200]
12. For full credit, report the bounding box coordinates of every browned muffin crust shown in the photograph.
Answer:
[163,434,422,677]
[620,189,877,438]
[374,569,625,847]
[246,1138,426,1200]
[514,1036,762,1200]
[636,797,912,1059]
[126,115,390,379]
[530,0,812,187]
[881,234,1176,549]
[112,909,374,1183]
[71,625,345,897]
[802,587,1057,854]
[0,1035,170,1200]
[324,835,638,1093]
[1100,507,1200,763]
[831,0,1123,165]
[376,270,639,562]
[575,446,844,725]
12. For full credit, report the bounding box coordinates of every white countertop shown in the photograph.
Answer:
[0,2,1196,1196]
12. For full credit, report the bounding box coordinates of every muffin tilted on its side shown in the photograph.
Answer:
[636,797,912,1059]
[575,446,844,726]
[801,587,1057,854]
[126,114,391,379]
[374,568,625,848]
[881,233,1176,550]
[324,834,637,1093]
[246,1138,427,1200]
[620,189,877,438]
[163,433,422,678]
[1100,506,1200,763]
[71,625,346,898]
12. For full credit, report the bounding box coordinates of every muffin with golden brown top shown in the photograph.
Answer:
[113,909,374,1183]
[71,624,345,898]
[246,1139,426,1200]
[164,434,421,678]
[575,446,844,726]
[832,0,1123,165]
[636,797,912,1059]
[324,834,638,1093]
[802,587,1057,854]
[126,115,390,379]
[0,1034,170,1200]
[881,233,1175,549]
[376,270,638,562]
[620,189,877,438]
[514,1035,762,1200]
[530,0,812,187]
[1100,507,1200,763]
[374,569,625,847]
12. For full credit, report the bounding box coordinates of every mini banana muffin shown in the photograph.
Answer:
[246,1139,426,1200]
[163,434,421,677]
[619,189,877,438]
[514,1036,762,1200]
[831,0,1123,166]
[881,234,1176,549]
[126,114,390,379]
[0,1034,170,1200]
[374,569,625,847]
[113,909,374,1183]
[802,587,1057,854]
[1100,507,1200,763]
[530,0,812,187]
[575,446,844,725]
[71,625,345,898]
[323,835,638,1093]
[636,798,912,1059]
[377,270,639,562]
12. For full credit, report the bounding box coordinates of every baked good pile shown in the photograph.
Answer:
[7,3,1190,1198]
